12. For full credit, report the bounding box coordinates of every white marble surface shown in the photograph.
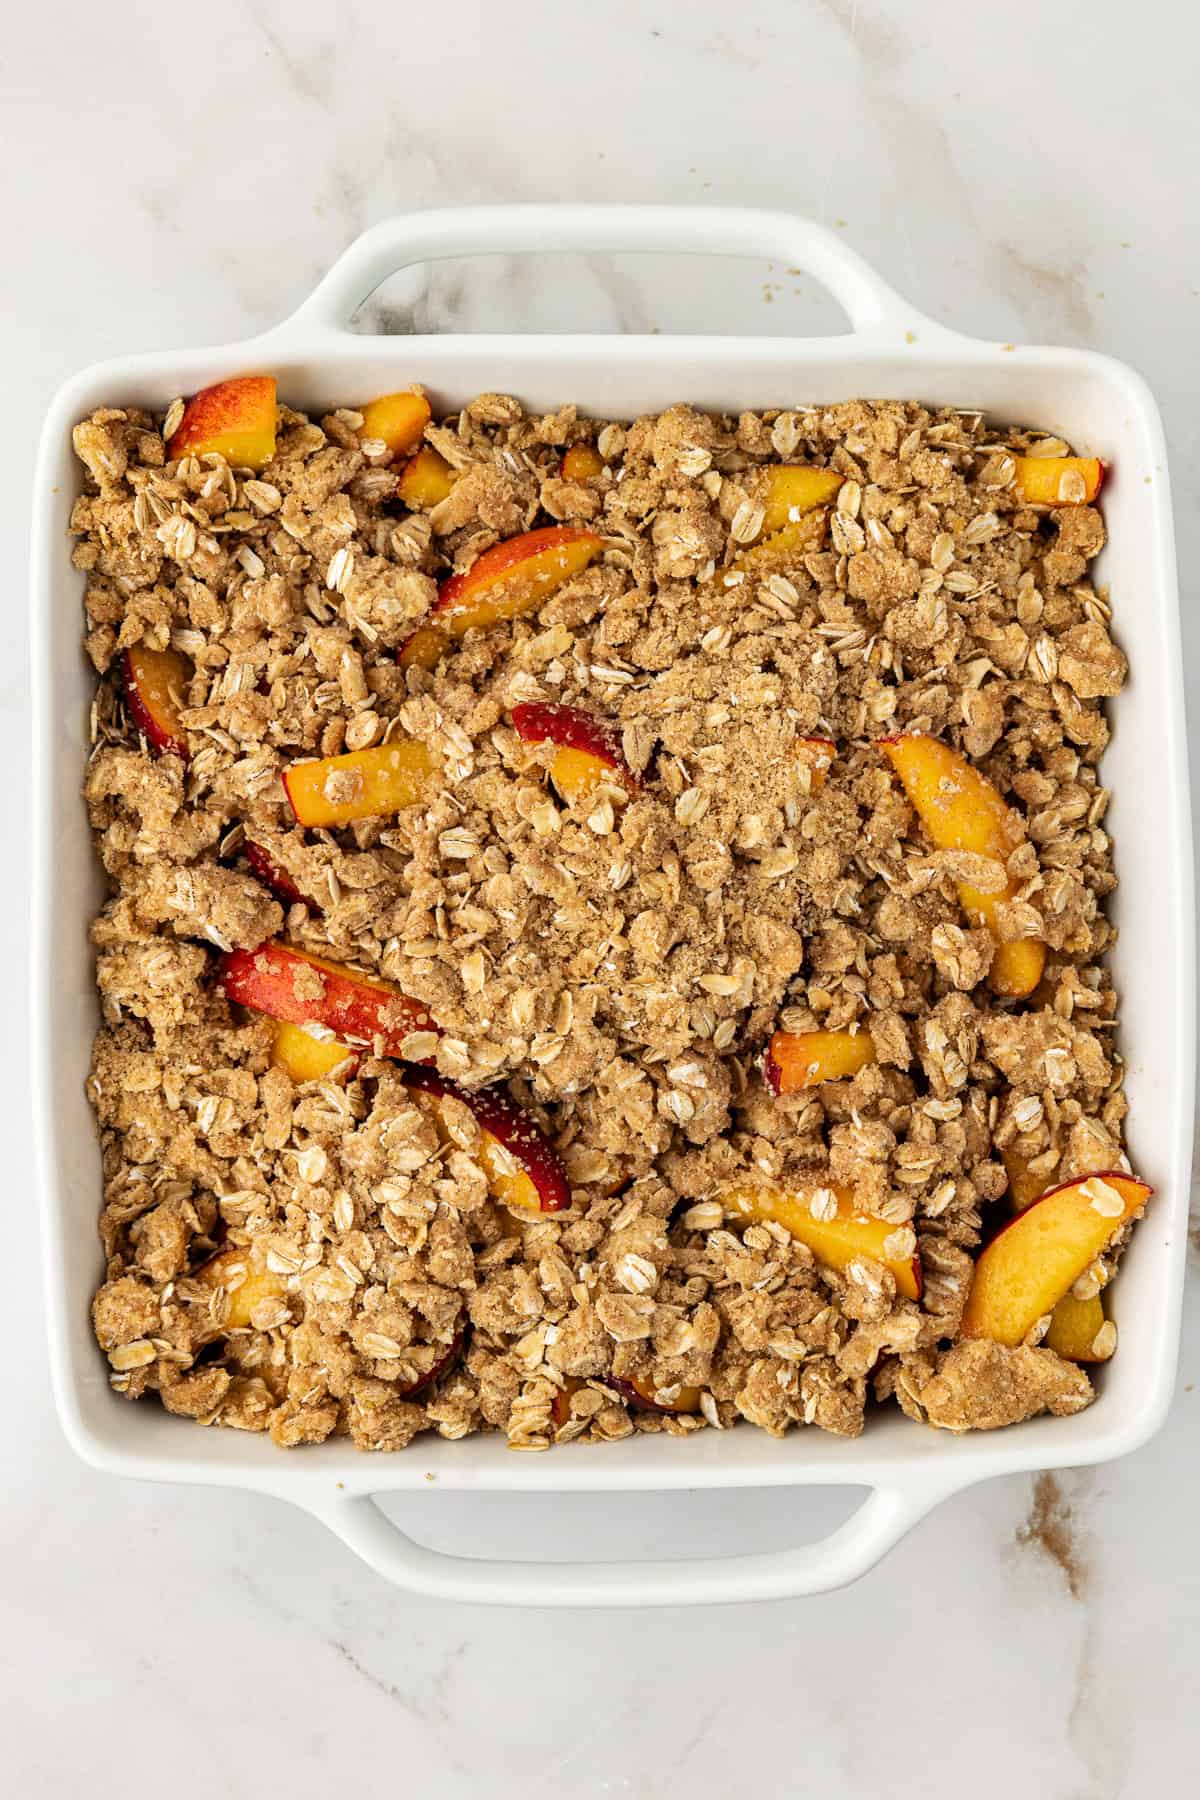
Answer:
[6,0,1200,1792]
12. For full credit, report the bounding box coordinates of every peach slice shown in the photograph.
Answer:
[961,1171,1151,1347]
[731,506,829,577]
[796,736,835,794]
[244,841,308,909]
[561,443,604,482]
[270,1018,357,1083]
[551,1373,700,1424]
[881,734,1046,998]
[551,1376,585,1428]
[1043,1291,1113,1363]
[197,1245,286,1332]
[1011,455,1103,506]
[167,376,277,470]
[359,390,430,459]
[607,1375,702,1416]
[510,701,638,803]
[727,465,839,577]
[396,445,457,510]
[719,1181,922,1301]
[1001,1144,1049,1211]
[123,644,191,760]
[282,739,437,829]
[398,1325,466,1398]
[399,526,604,670]
[1002,1149,1116,1361]
[217,940,436,1056]
[764,1027,876,1095]
[401,1064,569,1213]
[760,465,843,535]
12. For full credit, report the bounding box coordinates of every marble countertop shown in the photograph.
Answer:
[5,0,1198,1792]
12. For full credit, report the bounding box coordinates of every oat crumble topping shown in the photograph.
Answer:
[75,391,1133,1450]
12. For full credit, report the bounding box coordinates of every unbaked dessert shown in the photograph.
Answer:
[73,375,1149,1451]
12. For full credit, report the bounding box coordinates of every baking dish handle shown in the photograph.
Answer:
[281,205,944,344]
[310,1475,962,1607]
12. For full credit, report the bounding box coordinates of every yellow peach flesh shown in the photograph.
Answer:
[961,1172,1150,1347]
[282,739,437,828]
[881,735,1045,998]
[720,1181,921,1301]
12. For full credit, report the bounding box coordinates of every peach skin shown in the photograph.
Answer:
[961,1171,1150,1347]
[282,739,437,829]
[399,526,603,670]
[359,390,430,459]
[1011,455,1103,506]
[764,1027,876,1095]
[719,1180,922,1301]
[167,376,277,469]
[510,701,639,804]
[880,734,1046,997]
[396,446,457,510]
[217,941,437,1056]
[396,1325,466,1399]
[400,1064,570,1213]
[244,841,309,909]
[123,644,191,760]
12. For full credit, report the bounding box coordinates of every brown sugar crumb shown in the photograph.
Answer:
[75,394,1130,1451]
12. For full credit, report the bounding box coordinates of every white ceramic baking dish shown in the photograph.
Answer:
[31,206,1193,1607]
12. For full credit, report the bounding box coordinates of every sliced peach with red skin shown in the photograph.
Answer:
[197,1244,286,1331]
[880,734,1046,998]
[1002,1148,1117,1360]
[123,644,191,760]
[401,1064,569,1213]
[270,1018,357,1083]
[511,701,639,804]
[244,841,308,909]
[720,1181,922,1301]
[359,390,430,459]
[561,443,604,482]
[764,1027,876,1095]
[1011,455,1103,506]
[167,376,277,470]
[399,526,604,670]
[961,1171,1150,1347]
[397,446,457,510]
[282,739,437,829]
[217,940,436,1057]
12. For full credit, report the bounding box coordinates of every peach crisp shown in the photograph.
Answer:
[74,387,1136,1451]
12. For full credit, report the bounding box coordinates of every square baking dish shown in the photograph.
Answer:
[31,206,1194,1606]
